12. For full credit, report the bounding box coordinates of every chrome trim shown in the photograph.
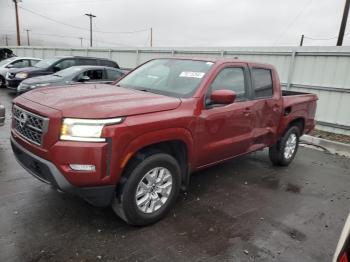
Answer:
[12,105,49,146]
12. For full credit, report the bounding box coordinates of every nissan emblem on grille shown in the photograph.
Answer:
[12,105,49,146]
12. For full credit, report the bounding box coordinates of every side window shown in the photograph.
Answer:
[78,59,97,66]
[11,59,30,68]
[84,69,104,80]
[252,68,273,99]
[55,59,76,70]
[105,69,123,80]
[99,60,117,68]
[209,67,246,98]
[30,59,40,66]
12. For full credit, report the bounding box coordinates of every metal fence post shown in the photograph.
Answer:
[286,49,297,90]
[136,50,140,66]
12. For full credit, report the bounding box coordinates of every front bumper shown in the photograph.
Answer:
[6,78,22,89]
[11,136,115,207]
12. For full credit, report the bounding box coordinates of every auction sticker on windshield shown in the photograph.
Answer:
[179,72,205,78]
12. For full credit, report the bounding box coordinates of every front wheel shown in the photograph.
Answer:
[269,126,300,166]
[112,153,181,226]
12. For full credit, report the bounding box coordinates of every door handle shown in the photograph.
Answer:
[243,108,251,117]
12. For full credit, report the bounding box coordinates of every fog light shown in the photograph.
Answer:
[69,164,96,171]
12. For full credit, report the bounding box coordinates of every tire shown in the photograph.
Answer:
[0,75,5,88]
[269,126,300,166]
[112,153,181,226]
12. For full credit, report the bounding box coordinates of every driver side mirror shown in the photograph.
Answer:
[6,64,14,69]
[209,89,236,105]
[78,75,90,82]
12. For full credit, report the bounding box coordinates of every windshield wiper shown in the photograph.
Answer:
[53,74,62,77]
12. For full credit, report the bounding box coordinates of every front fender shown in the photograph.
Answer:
[120,127,194,169]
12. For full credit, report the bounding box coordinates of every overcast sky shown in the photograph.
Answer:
[0,0,349,48]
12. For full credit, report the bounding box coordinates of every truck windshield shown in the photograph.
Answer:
[117,59,214,98]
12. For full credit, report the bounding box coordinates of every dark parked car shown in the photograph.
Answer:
[17,66,126,93]
[0,103,5,126]
[6,56,119,89]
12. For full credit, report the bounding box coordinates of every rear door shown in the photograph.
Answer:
[195,63,255,167]
[249,66,282,148]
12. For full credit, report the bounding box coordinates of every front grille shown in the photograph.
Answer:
[12,105,49,146]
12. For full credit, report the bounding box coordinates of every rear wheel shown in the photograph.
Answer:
[112,153,181,226]
[269,126,300,166]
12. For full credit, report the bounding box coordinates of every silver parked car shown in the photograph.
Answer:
[0,57,42,87]
[0,103,5,126]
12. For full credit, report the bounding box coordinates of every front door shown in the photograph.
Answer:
[195,64,254,167]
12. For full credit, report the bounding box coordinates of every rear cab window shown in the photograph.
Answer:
[251,68,273,99]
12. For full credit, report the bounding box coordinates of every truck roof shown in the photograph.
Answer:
[151,57,275,69]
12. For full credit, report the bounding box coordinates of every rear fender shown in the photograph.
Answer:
[277,109,307,138]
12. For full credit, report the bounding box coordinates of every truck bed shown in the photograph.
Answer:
[282,90,318,108]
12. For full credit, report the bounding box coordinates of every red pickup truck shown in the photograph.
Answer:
[11,58,317,225]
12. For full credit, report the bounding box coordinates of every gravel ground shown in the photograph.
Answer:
[310,129,350,144]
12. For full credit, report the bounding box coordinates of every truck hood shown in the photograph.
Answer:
[19,84,182,118]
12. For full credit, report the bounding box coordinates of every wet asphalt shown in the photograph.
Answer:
[0,88,349,262]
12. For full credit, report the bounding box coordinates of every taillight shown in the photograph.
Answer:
[339,252,349,262]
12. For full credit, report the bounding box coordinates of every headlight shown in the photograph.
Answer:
[15,72,28,79]
[29,83,50,89]
[60,117,123,142]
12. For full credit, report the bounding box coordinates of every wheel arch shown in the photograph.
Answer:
[119,128,194,191]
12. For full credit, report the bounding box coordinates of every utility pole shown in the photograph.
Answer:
[4,35,10,46]
[150,27,153,47]
[13,0,21,46]
[337,0,350,46]
[85,13,96,47]
[300,34,304,46]
[25,29,30,46]
[79,37,83,47]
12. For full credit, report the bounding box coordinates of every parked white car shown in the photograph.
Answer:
[0,57,41,87]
